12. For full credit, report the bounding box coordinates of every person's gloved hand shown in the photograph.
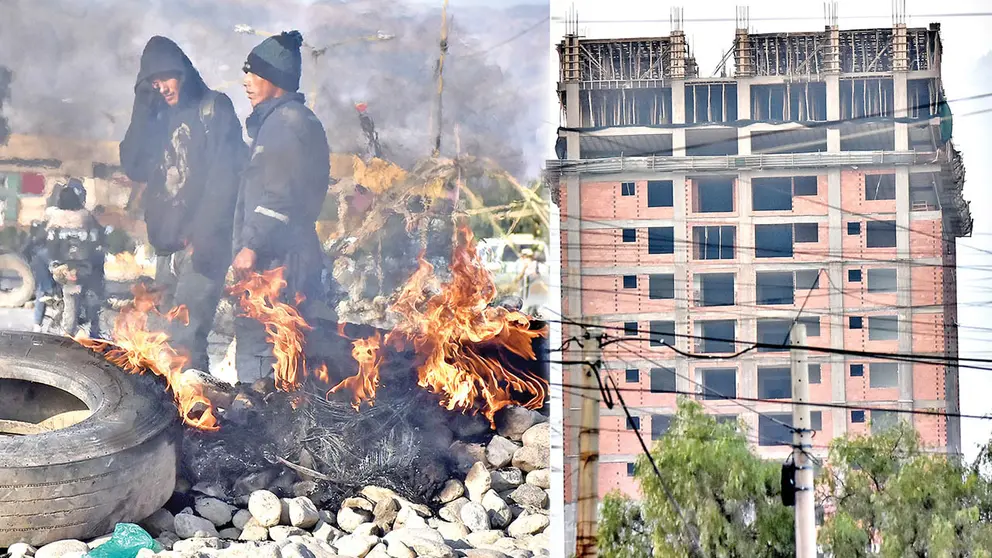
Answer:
[133,79,163,117]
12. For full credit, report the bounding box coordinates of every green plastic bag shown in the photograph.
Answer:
[85,523,162,558]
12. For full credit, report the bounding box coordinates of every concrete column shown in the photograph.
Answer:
[893,73,909,150]
[825,75,841,152]
[738,128,751,155]
[563,80,583,504]
[895,166,913,404]
[737,78,751,119]
[672,82,686,157]
[827,168,847,438]
[673,173,691,395]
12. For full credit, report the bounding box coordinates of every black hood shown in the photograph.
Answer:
[135,36,208,106]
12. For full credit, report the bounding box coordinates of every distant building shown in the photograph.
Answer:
[549,18,970,521]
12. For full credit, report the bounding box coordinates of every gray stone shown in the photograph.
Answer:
[385,540,415,558]
[490,538,520,554]
[518,532,549,553]
[297,537,340,558]
[172,538,227,553]
[465,530,503,548]
[343,496,375,512]
[234,470,279,497]
[482,490,512,529]
[269,525,308,542]
[355,522,384,538]
[281,542,318,558]
[394,507,429,530]
[464,462,492,503]
[384,529,453,558]
[508,485,548,509]
[450,442,488,474]
[335,534,379,557]
[494,407,546,441]
[192,483,229,500]
[142,508,176,536]
[86,534,113,549]
[373,497,400,531]
[293,480,319,498]
[439,497,470,524]
[436,479,465,504]
[510,446,548,473]
[232,509,254,530]
[174,513,220,539]
[366,544,391,558]
[6,543,36,558]
[34,540,88,558]
[485,436,519,469]
[223,542,282,558]
[286,496,321,529]
[248,490,284,527]
[436,520,470,542]
[508,551,535,558]
[134,549,156,558]
[506,514,549,538]
[462,550,511,558]
[238,517,269,541]
[339,505,374,533]
[312,518,345,543]
[524,470,550,490]
[196,497,235,527]
[459,501,491,533]
[218,527,242,539]
[521,423,549,449]
[156,532,180,550]
[490,469,525,492]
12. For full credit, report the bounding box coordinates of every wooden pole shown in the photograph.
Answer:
[575,322,604,557]
[431,0,449,157]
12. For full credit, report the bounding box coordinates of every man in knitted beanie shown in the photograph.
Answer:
[232,30,332,384]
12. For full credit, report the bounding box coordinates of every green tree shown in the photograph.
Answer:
[633,399,794,558]
[819,421,992,558]
[598,490,652,558]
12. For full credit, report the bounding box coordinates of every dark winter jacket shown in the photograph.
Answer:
[234,92,330,300]
[119,36,247,279]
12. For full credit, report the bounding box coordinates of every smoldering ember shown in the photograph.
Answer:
[0,2,553,557]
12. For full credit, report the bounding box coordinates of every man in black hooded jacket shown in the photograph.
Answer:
[120,36,247,372]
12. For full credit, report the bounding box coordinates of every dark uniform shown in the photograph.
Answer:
[233,90,330,382]
[120,36,247,372]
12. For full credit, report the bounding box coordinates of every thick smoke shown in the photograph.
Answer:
[0,65,11,144]
[0,0,548,177]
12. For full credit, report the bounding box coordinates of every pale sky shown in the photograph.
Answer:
[547,0,992,463]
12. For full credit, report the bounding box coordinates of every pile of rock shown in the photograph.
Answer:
[3,409,550,558]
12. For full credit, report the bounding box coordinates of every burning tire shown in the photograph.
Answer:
[0,331,180,548]
[0,252,35,308]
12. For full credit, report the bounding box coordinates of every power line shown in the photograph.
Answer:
[551,12,992,25]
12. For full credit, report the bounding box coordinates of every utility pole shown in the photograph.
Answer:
[431,0,450,157]
[575,322,604,558]
[791,323,816,558]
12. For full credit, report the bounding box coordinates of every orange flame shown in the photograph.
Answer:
[229,267,317,392]
[328,323,383,410]
[75,283,218,431]
[334,226,548,426]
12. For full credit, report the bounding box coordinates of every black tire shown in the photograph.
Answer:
[0,253,35,308]
[0,332,181,548]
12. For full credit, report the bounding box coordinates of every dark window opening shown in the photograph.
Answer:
[809,363,822,384]
[698,273,735,307]
[622,228,637,243]
[871,410,899,434]
[649,274,675,300]
[701,368,737,400]
[699,320,736,354]
[751,82,827,121]
[579,88,673,128]
[847,222,861,235]
[647,180,674,208]
[840,78,895,119]
[850,363,864,377]
[798,316,821,337]
[624,322,638,336]
[851,410,866,423]
[649,321,676,347]
[625,368,640,383]
[755,224,793,258]
[693,178,735,213]
[865,174,896,201]
[793,176,818,196]
[849,316,863,329]
[626,462,636,476]
[848,269,862,282]
[811,411,823,431]
[867,268,897,292]
[621,182,636,196]
[910,172,939,211]
[868,315,899,341]
[752,128,828,154]
[627,416,640,430]
[866,220,897,248]
[650,367,677,393]
[693,226,736,260]
[752,177,792,211]
[757,319,792,352]
[685,83,738,124]
[686,129,739,156]
[794,223,818,243]
[716,414,739,426]
[756,271,794,305]
[622,275,637,289]
[651,415,672,440]
[758,367,792,399]
[795,269,821,290]
[869,362,898,388]
[758,413,793,446]
[648,227,675,254]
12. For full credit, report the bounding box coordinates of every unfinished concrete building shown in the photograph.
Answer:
[551,13,971,514]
